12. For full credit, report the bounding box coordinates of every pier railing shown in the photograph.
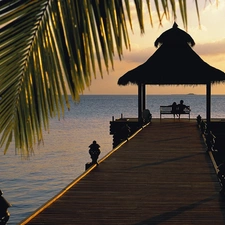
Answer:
[197,116,225,195]
[109,117,142,148]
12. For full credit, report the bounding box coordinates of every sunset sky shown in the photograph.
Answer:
[83,1,225,95]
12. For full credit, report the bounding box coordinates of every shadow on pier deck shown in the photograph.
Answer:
[21,119,225,225]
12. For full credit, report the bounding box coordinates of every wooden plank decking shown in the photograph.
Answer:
[21,119,225,225]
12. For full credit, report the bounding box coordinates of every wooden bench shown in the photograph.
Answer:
[160,106,190,119]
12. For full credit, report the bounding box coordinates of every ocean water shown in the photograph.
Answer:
[1,94,225,224]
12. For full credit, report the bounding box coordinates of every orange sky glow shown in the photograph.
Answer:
[83,1,225,95]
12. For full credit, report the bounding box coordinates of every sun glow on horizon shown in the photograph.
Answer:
[83,1,225,95]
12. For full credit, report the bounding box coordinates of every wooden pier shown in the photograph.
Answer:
[20,119,225,225]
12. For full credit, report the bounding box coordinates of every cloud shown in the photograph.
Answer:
[122,47,155,63]
[119,38,225,65]
[194,38,225,56]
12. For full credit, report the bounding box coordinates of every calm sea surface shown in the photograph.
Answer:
[1,94,225,224]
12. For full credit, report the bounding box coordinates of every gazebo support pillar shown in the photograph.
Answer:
[138,84,146,123]
[206,82,211,126]
[143,85,146,111]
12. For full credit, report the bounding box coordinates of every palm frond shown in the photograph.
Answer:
[0,0,200,155]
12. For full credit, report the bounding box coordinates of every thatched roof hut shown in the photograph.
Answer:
[118,23,225,123]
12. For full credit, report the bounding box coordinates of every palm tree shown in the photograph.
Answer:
[1,0,202,155]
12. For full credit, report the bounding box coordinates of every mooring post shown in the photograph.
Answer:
[85,140,101,170]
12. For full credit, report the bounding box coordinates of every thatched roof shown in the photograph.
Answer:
[118,23,225,86]
[154,22,195,48]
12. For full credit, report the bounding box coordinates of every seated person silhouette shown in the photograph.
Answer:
[177,100,190,118]
[168,102,178,118]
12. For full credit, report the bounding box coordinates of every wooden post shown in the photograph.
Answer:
[138,84,142,123]
[206,82,211,126]
[142,84,146,111]
[138,83,146,123]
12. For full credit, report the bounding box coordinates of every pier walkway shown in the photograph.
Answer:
[21,119,225,225]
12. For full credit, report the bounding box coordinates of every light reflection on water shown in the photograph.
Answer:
[1,95,225,224]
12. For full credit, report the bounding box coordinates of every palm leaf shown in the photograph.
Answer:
[0,0,200,155]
